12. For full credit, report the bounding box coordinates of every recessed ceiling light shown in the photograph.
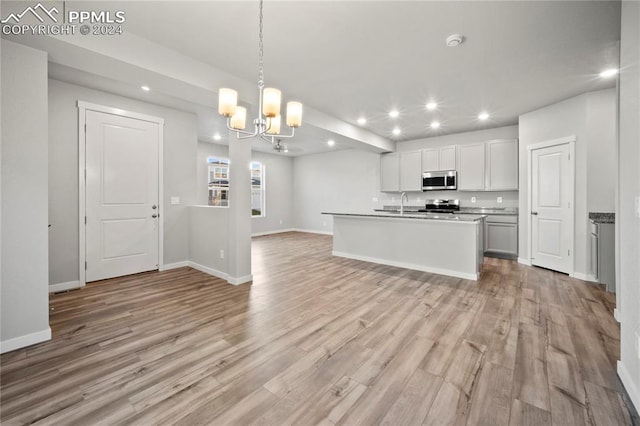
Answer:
[389,110,399,118]
[430,121,440,129]
[599,68,618,78]
[357,117,367,125]
[327,139,335,147]
[213,133,221,141]
[141,85,151,92]
[478,112,490,121]
[426,102,438,111]
[392,127,401,136]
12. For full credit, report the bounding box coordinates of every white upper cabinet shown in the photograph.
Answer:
[421,149,439,171]
[457,143,486,191]
[400,151,422,191]
[421,146,457,171]
[439,146,457,170]
[380,153,400,192]
[485,139,519,191]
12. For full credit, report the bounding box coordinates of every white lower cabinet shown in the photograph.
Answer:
[484,215,518,259]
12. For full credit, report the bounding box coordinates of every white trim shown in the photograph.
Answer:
[77,101,165,283]
[527,138,576,275]
[251,228,296,237]
[49,280,83,293]
[571,272,594,282]
[517,257,532,266]
[227,274,254,285]
[332,250,479,281]
[618,360,640,413]
[188,261,228,281]
[292,228,334,236]
[525,135,577,152]
[0,328,51,354]
[163,261,189,270]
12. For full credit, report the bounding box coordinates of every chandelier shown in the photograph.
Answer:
[217,0,302,144]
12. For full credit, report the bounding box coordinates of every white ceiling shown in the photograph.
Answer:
[90,0,621,141]
[4,1,622,154]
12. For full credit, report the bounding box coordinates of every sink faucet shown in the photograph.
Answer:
[400,192,409,215]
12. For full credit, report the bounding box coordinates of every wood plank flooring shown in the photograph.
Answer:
[1,231,636,425]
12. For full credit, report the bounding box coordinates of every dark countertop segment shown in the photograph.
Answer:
[322,211,486,222]
[458,207,518,215]
[589,212,615,224]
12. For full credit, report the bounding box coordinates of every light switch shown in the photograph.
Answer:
[171,196,180,205]
[497,196,503,204]
[471,196,476,203]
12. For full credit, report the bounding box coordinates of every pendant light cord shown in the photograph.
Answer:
[258,0,264,89]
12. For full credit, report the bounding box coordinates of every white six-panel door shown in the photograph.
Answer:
[85,110,160,282]
[531,142,573,274]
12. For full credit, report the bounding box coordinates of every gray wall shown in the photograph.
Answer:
[618,0,640,412]
[189,206,229,276]
[48,79,198,286]
[1,41,50,350]
[518,88,616,277]
[197,141,294,236]
[293,149,382,233]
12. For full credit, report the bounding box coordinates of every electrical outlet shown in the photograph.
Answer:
[391,197,395,202]
[323,221,327,227]
[219,249,225,259]
[471,196,476,203]
[497,196,503,204]
[171,196,180,205]
[372,197,378,202]
[635,196,640,218]
[279,219,283,225]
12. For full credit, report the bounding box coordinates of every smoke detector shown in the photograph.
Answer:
[446,34,464,47]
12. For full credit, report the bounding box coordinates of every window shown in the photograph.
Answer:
[251,161,265,217]
[207,156,229,207]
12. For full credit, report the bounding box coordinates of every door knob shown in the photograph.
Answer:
[152,205,157,209]
[531,211,538,215]
[152,214,158,218]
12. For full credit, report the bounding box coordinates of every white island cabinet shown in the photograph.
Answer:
[323,212,485,280]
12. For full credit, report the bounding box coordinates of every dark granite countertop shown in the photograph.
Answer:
[323,211,486,222]
[589,212,615,224]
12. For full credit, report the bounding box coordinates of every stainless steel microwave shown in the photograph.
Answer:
[422,170,457,191]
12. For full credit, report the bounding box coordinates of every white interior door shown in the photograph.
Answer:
[531,143,573,274]
[85,110,160,282]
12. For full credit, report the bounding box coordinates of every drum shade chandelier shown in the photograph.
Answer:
[217,0,302,143]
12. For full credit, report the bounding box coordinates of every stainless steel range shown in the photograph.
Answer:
[418,199,460,214]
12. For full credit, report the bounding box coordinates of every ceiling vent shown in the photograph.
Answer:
[446,34,464,47]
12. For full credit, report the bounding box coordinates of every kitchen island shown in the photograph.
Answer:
[322,212,485,280]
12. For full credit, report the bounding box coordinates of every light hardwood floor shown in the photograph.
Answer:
[1,232,636,425]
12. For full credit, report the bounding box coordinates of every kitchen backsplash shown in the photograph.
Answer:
[376,190,519,209]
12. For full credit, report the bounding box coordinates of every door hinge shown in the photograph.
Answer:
[84,123,86,133]
[84,216,87,224]
[568,153,571,160]
[568,249,571,256]
[85,261,87,270]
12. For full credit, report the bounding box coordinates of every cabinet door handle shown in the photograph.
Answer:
[531,211,538,215]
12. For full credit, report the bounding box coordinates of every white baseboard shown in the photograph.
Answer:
[292,228,333,236]
[571,272,594,282]
[614,308,620,323]
[251,228,295,237]
[0,327,51,354]
[618,360,640,414]
[332,250,479,281]
[227,274,253,285]
[162,261,189,271]
[188,261,228,281]
[517,257,532,266]
[49,280,83,293]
